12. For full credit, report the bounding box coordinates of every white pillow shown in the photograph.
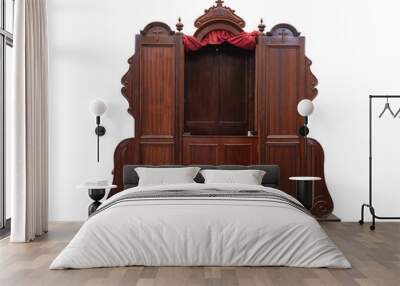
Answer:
[135,167,201,186]
[200,169,266,185]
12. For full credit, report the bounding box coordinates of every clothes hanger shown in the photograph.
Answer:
[379,97,395,118]
[394,105,400,118]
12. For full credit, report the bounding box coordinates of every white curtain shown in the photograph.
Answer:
[10,0,48,242]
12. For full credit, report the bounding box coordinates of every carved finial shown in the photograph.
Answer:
[176,17,184,32]
[215,0,224,7]
[258,18,266,33]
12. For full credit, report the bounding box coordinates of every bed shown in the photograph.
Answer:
[50,165,350,269]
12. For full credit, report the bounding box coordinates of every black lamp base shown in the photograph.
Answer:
[95,126,106,136]
[299,126,309,137]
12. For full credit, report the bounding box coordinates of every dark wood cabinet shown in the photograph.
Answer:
[111,1,334,218]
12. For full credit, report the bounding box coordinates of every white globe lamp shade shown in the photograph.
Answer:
[89,99,107,116]
[297,99,314,117]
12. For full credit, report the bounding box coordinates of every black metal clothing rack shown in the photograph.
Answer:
[359,95,400,230]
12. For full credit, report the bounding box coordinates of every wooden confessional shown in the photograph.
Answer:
[110,0,334,218]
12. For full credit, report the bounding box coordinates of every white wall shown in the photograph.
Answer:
[47,0,400,221]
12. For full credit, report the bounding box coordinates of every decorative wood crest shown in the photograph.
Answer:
[140,22,174,36]
[193,0,245,39]
[195,0,245,29]
[267,23,300,37]
[176,17,184,33]
[258,18,266,33]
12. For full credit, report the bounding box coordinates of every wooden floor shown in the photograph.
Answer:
[0,222,399,286]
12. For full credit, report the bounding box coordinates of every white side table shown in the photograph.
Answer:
[289,177,321,210]
[77,184,117,216]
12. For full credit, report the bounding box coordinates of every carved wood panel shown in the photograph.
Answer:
[218,48,251,134]
[222,144,254,165]
[184,49,218,134]
[184,44,254,135]
[140,142,175,165]
[140,45,176,138]
[184,144,218,165]
[265,46,302,137]
[183,136,257,165]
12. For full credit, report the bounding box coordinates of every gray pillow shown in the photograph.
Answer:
[135,167,201,186]
[200,169,266,185]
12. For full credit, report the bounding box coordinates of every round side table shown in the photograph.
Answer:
[289,177,321,210]
[77,184,117,216]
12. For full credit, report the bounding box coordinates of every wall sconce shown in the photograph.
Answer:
[89,99,107,162]
[297,99,315,169]
[297,99,314,136]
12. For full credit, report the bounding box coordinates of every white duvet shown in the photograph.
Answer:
[50,183,350,269]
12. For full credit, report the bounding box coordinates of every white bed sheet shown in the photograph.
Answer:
[50,183,350,269]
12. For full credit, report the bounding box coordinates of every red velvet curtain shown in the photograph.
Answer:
[183,30,260,51]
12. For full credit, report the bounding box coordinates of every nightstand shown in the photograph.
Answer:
[77,183,117,216]
[289,176,321,210]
